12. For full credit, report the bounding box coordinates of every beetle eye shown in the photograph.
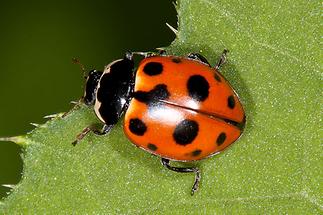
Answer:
[88,69,95,75]
[86,70,96,79]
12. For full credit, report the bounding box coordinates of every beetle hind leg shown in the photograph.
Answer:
[215,49,229,70]
[161,158,201,195]
[187,53,211,66]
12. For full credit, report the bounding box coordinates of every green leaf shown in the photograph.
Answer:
[1,0,321,213]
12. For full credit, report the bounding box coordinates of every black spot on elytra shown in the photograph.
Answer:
[172,57,181,63]
[147,143,158,151]
[133,84,170,106]
[187,75,209,102]
[216,132,226,146]
[173,119,199,145]
[143,62,163,76]
[129,118,147,136]
[191,149,202,156]
[228,95,235,109]
[214,73,222,82]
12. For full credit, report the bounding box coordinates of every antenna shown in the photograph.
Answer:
[72,58,87,79]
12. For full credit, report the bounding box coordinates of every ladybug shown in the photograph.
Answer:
[74,50,245,195]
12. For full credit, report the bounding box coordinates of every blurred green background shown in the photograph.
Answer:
[0,0,176,199]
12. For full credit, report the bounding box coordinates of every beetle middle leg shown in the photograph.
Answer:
[161,158,201,195]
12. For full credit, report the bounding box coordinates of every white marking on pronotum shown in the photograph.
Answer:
[94,59,123,123]
[166,23,178,35]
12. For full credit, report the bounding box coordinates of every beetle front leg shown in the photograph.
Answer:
[72,124,113,146]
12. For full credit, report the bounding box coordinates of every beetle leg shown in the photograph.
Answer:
[187,53,211,66]
[161,158,201,195]
[156,48,166,55]
[215,49,228,70]
[94,124,113,135]
[72,124,113,146]
[131,51,156,58]
[130,49,166,58]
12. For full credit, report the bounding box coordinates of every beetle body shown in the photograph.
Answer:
[78,51,245,194]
